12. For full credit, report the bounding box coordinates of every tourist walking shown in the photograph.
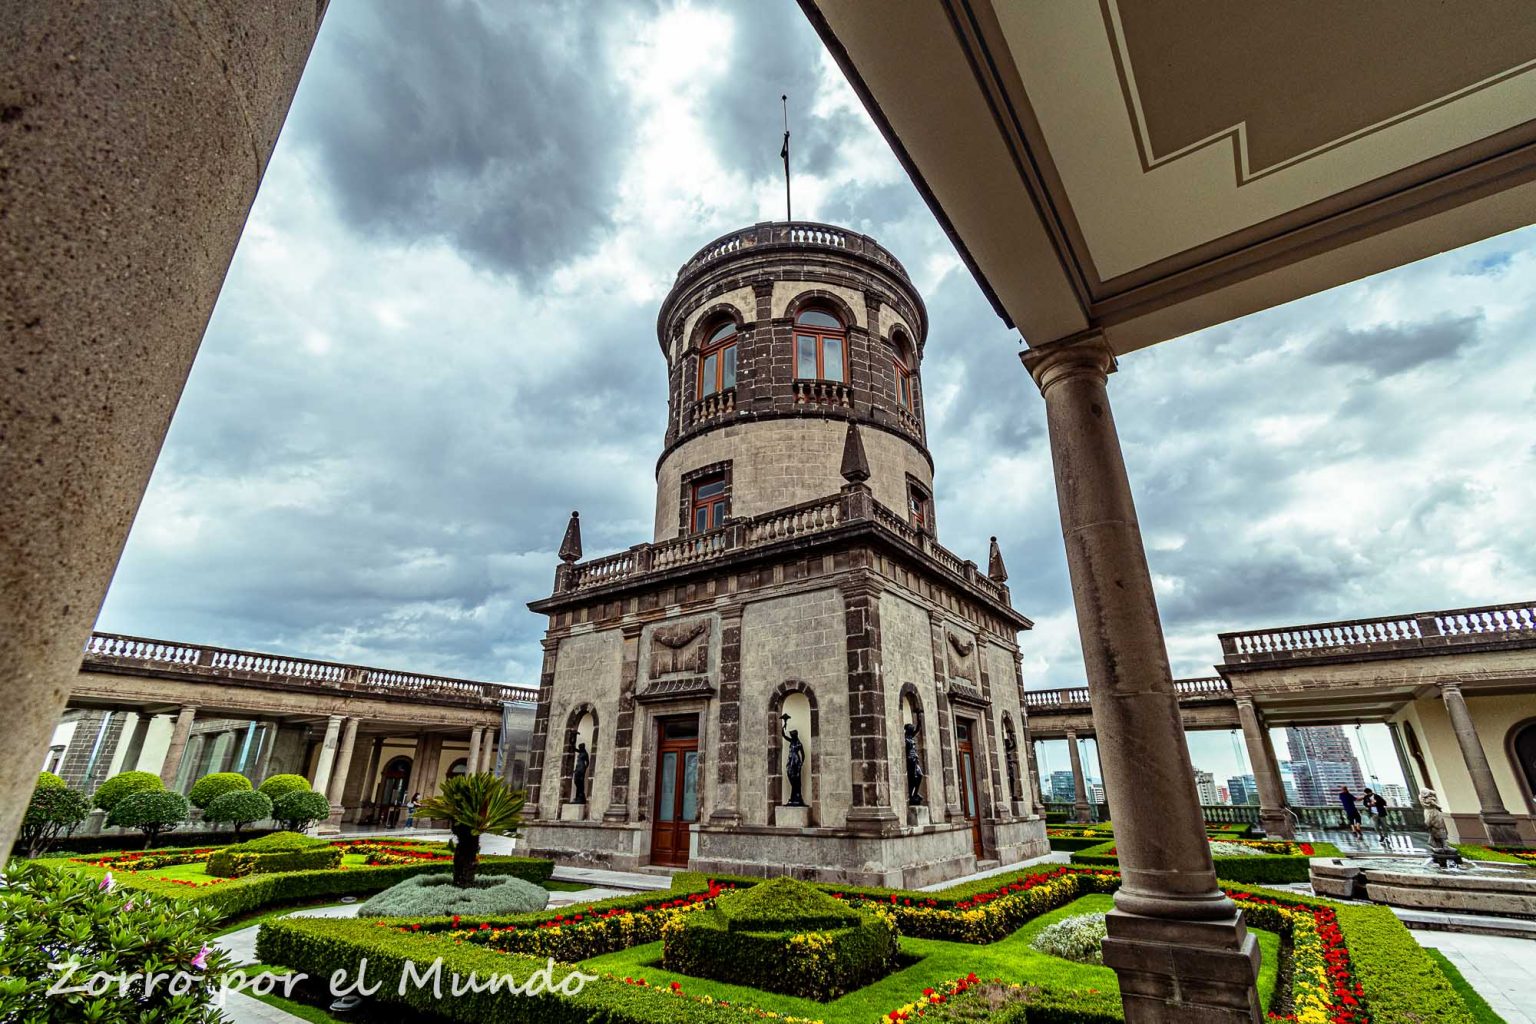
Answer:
[405,792,420,828]
[1363,787,1389,841]
[1339,786,1363,839]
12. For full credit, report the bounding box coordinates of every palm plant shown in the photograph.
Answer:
[414,772,526,887]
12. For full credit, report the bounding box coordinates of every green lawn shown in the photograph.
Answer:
[581,894,1281,1024]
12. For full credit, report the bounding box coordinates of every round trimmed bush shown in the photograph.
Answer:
[19,783,91,856]
[257,773,311,800]
[93,769,164,812]
[36,771,67,790]
[272,789,332,831]
[232,830,328,852]
[203,789,273,834]
[189,771,252,809]
[107,789,190,847]
[358,873,549,918]
[1030,911,1107,964]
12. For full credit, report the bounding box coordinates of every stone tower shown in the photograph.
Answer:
[524,222,1045,886]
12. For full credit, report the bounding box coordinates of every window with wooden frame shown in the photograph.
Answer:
[793,307,847,382]
[689,473,728,534]
[907,480,932,532]
[698,320,737,397]
[893,332,916,411]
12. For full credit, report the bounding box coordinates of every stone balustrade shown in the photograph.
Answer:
[82,632,534,708]
[689,388,735,427]
[555,490,1010,609]
[675,220,911,284]
[1220,600,1536,663]
[792,379,853,407]
[1025,677,1231,710]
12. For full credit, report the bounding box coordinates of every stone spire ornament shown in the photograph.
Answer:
[558,511,583,564]
[987,536,1008,583]
[839,421,870,484]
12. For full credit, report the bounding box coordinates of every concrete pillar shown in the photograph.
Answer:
[326,717,360,805]
[1023,333,1260,1023]
[310,715,343,797]
[252,721,280,784]
[466,727,483,777]
[405,734,429,800]
[1235,698,1294,839]
[1025,737,1045,813]
[159,707,198,788]
[0,2,328,860]
[359,736,384,815]
[106,712,143,778]
[1066,729,1091,823]
[1440,682,1521,845]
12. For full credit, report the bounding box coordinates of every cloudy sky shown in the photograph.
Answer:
[98,1,1536,783]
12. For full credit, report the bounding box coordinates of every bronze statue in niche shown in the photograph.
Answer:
[650,620,710,676]
[570,742,590,805]
[904,712,925,805]
[781,713,806,807]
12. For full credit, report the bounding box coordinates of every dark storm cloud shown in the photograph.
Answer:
[1307,314,1481,377]
[290,0,651,280]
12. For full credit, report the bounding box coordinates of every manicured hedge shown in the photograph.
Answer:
[188,771,252,809]
[1335,904,1476,1024]
[1068,839,1341,884]
[1047,835,1111,852]
[206,843,341,878]
[38,827,284,855]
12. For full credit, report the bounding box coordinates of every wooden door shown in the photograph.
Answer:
[649,717,700,867]
[955,719,985,859]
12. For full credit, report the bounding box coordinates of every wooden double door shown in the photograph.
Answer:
[955,718,985,859]
[649,716,700,867]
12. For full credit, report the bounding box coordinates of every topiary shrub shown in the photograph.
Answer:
[203,789,273,836]
[107,789,190,848]
[231,830,328,853]
[272,789,333,832]
[257,773,311,800]
[19,781,91,857]
[205,829,339,877]
[188,771,252,810]
[36,771,67,790]
[1030,911,1108,964]
[662,878,898,1000]
[358,872,550,918]
[0,859,233,1022]
[93,769,164,812]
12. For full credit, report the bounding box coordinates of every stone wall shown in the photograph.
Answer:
[539,629,624,819]
[654,419,931,540]
[880,591,948,821]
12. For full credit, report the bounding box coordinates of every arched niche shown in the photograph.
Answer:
[769,681,819,822]
[898,682,929,806]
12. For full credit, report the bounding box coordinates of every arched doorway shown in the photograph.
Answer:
[447,757,469,778]
[378,755,411,827]
[1508,719,1536,814]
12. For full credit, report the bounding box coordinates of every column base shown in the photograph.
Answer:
[1259,808,1295,840]
[844,806,901,835]
[1102,908,1262,1023]
[1483,812,1523,847]
[602,804,629,823]
[559,803,589,822]
[1074,803,1091,824]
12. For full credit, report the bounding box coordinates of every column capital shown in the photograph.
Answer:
[1019,330,1117,396]
[1439,679,1465,696]
[1233,694,1258,710]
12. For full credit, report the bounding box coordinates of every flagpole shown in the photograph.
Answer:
[781,94,792,223]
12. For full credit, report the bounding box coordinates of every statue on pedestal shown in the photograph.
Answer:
[1420,789,1463,869]
[571,741,589,805]
[781,714,806,807]
[904,716,925,805]
[1003,731,1021,803]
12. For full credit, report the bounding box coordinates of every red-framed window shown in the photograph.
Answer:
[698,321,737,397]
[908,481,931,532]
[794,308,846,382]
[893,334,916,411]
[690,473,727,534]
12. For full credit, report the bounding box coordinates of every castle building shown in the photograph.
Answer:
[521,222,1046,887]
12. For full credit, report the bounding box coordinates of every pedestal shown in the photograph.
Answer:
[906,804,930,828]
[1011,800,1032,818]
[774,805,810,828]
[1103,909,1263,1023]
[559,802,588,822]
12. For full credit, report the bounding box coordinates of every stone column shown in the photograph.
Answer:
[310,715,343,797]
[466,727,484,778]
[108,712,145,777]
[0,2,328,860]
[327,718,360,805]
[1440,681,1521,845]
[1025,736,1045,813]
[158,707,198,787]
[359,736,384,815]
[1235,698,1294,839]
[843,573,899,832]
[708,607,745,826]
[1023,334,1260,1023]
[404,734,429,801]
[252,721,280,784]
[525,638,560,818]
[1066,729,1092,823]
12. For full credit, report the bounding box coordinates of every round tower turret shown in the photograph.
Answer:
[653,221,931,541]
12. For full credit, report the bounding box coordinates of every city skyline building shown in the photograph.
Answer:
[1287,726,1367,804]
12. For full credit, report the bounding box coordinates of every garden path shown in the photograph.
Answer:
[1414,930,1536,1024]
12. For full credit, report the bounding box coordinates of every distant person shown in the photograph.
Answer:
[405,792,421,828]
[1338,786,1363,838]
[1366,789,1390,840]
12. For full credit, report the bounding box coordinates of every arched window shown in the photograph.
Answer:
[447,758,469,778]
[892,332,916,411]
[698,320,737,397]
[794,308,846,382]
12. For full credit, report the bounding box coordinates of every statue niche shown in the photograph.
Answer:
[649,620,710,677]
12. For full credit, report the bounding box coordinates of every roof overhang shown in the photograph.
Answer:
[801,0,1536,353]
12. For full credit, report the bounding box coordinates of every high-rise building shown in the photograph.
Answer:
[1286,726,1366,804]
[1193,769,1219,805]
[1227,774,1259,806]
[1050,770,1078,804]
[1278,762,1301,805]
[1381,783,1411,807]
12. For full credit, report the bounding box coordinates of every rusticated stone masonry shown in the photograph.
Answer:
[524,637,560,815]
[708,606,745,825]
[843,574,897,829]
[603,623,644,822]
